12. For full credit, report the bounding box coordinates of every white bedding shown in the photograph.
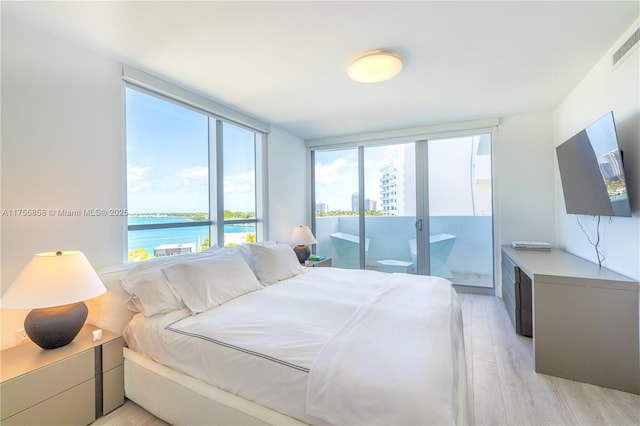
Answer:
[124,267,465,425]
[306,273,461,425]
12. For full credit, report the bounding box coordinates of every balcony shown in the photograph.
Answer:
[315,215,493,288]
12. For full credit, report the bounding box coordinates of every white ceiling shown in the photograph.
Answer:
[3,1,638,140]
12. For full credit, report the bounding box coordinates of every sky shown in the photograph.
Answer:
[126,88,256,214]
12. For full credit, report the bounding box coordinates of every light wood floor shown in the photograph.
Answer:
[93,294,640,426]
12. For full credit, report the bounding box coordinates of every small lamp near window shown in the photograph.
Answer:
[1,251,106,350]
[289,226,317,264]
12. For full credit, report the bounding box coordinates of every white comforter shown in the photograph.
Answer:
[306,273,462,425]
[124,267,465,425]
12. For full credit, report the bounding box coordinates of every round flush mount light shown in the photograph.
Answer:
[347,49,403,83]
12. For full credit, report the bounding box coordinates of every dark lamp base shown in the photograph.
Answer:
[293,245,311,263]
[24,302,88,350]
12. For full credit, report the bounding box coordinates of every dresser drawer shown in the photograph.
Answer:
[502,252,516,283]
[0,349,94,420]
[501,250,517,330]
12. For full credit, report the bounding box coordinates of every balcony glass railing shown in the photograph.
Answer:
[314,215,493,288]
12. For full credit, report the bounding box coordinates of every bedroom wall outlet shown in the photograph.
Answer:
[16,328,29,344]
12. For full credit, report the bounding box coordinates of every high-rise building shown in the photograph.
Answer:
[379,145,415,216]
[602,149,623,178]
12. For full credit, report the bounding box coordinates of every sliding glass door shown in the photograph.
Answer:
[363,143,417,273]
[313,148,361,269]
[312,133,494,289]
[426,134,494,288]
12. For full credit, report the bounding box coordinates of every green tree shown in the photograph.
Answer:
[224,210,256,220]
[200,236,210,251]
[315,210,383,217]
[192,213,208,221]
[129,248,149,262]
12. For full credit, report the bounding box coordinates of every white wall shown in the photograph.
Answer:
[267,127,310,243]
[491,112,556,296]
[1,13,125,349]
[494,112,557,246]
[553,20,639,281]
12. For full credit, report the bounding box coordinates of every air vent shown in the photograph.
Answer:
[613,27,639,66]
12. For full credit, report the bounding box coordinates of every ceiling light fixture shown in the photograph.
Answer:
[347,49,403,83]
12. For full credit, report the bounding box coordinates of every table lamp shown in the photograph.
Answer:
[289,225,317,263]
[1,251,106,350]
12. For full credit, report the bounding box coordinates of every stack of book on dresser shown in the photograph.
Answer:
[510,241,552,250]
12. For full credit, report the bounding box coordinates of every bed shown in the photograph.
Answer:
[87,243,468,425]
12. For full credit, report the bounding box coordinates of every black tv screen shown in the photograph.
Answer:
[556,112,631,217]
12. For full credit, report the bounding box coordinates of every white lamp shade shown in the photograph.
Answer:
[1,251,106,309]
[289,226,317,246]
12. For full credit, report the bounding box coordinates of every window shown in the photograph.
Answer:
[125,86,263,262]
[311,132,494,289]
[222,122,259,247]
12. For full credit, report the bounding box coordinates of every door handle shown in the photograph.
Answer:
[415,219,423,231]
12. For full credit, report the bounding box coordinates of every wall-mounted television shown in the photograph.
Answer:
[556,111,631,217]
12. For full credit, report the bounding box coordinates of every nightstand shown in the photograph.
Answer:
[0,324,124,425]
[305,257,332,267]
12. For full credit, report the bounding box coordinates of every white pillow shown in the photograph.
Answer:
[120,261,184,317]
[120,249,224,317]
[162,253,263,314]
[249,244,305,285]
[235,241,277,274]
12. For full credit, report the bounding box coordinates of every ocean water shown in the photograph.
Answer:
[128,216,254,256]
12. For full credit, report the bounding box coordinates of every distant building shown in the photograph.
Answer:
[602,149,623,178]
[315,202,329,213]
[154,243,196,257]
[351,192,377,212]
[380,165,399,216]
[364,198,377,211]
[379,144,415,216]
[599,162,615,180]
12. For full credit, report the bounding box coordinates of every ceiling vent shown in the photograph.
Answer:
[612,27,639,67]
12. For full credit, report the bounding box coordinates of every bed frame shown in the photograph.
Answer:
[124,348,305,425]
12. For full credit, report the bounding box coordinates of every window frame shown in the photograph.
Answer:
[124,79,268,261]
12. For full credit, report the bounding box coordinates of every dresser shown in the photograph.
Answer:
[501,245,639,394]
[0,324,124,425]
